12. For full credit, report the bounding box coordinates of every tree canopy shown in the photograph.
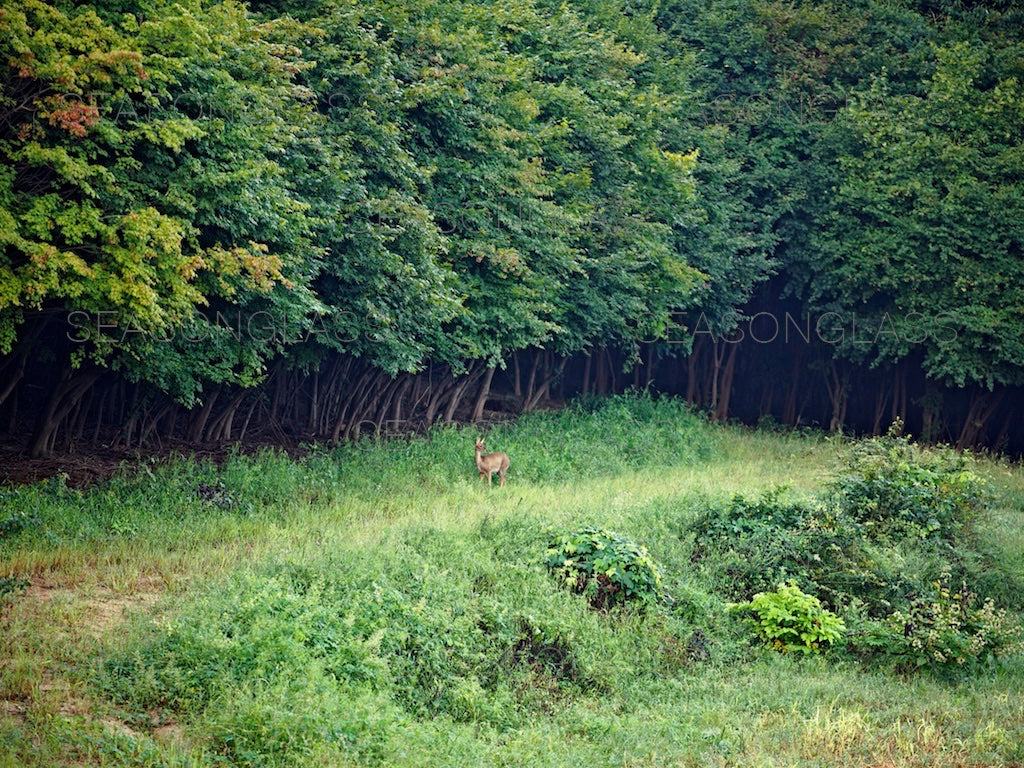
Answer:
[2,0,1022,454]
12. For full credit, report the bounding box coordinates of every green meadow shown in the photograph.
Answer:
[2,395,1023,767]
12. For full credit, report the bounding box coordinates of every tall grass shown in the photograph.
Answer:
[1,393,1022,767]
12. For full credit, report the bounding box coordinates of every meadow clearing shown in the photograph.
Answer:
[2,395,1023,767]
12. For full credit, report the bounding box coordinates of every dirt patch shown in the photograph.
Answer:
[153,721,187,748]
[101,716,142,739]
[0,440,154,489]
[4,579,167,736]
[87,589,162,634]
[0,698,27,726]
[23,575,164,636]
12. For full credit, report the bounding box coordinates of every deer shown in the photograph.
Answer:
[474,437,510,487]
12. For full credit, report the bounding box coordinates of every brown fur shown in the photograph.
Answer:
[474,438,510,486]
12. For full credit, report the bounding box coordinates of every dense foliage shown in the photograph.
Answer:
[829,423,988,539]
[1,0,708,380]
[546,526,666,608]
[1,0,1022,456]
[729,582,846,655]
[687,426,1021,673]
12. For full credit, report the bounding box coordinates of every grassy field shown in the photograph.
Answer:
[2,395,1023,767]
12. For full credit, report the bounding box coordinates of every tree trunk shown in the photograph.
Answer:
[372,376,404,434]
[708,340,726,419]
[524,356,566,412]
[714,342,739,422]
[523,350,543,406]
[91,388,106,447]
[825,359,850,433]
[387,376,413,433]
[889,364,907,427]
[140,401,174,448]
[270,361,287,421]
[686,342,700,405]
[957,390,1004,449]
[781,348,802,425]
[872,373,891,436]
[308,371,319,432]
[0,313,47,408]
[187,386,222,444]
[443,364,481,425]
[593,347,607,395]
[644,342,655,388]
[70,387,95,448]
[0,347,28,408]
[27,367,103,458]
[238,394,260,443]
[919,379,941,443]
[512,352,522,399]
[207,391,246,442]
[471,365,497,422]
[993,407,1013,451]
[422,366,460,428]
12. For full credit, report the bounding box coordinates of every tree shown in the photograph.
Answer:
[0,0,321,453]
[807,39,1024,391]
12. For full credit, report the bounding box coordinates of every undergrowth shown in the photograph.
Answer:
[686,427,1022,674]
[1,395,1023,767]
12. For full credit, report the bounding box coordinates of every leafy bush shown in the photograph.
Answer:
[687,490,889,609]
[98,524,617,739]
[546,527,666,609]
[850,577,1022,674]
[689,490,817,599]
[830,425,988,540]
[0,509,40,540]
[689,427,997,623]
[729,582,846,654]
[194,480,249,513]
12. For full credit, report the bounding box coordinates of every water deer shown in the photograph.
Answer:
[474,438,510,487]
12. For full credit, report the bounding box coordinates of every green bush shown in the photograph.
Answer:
[830,425,988,540]
[0,576,30,600]
[0,503,40,541]
[545,527,666,609]
[729,582,846,655]
[97,524,612,739]
[849,576,1022,674]
[687,490,890,610]
[688,426,998,625]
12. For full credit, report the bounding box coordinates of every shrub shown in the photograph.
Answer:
[687,490,887,609]
[729,582,846,655]
[546,527,666,609]
[830,424,988,540]
[850,576,1022,674]
[0,509,40,540]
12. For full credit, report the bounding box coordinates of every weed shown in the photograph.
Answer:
[849,576,1023,675]
[830,424,988,540]
[0,508,39,541]
[546,527,666,609]
[0,575,30,599]
[729,582,846,654]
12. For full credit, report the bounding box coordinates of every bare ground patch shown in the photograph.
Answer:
[1,574,168,735]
